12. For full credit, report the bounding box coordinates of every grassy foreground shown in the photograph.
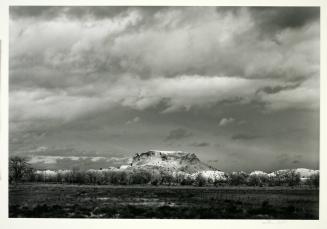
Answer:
[9,183,319,219]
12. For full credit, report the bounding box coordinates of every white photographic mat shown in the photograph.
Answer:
[0,0,327,229]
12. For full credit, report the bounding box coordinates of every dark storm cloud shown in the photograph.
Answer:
[10,6,320,89]
[10,6,169,21]
[190,142,210,147]
[165,128,192,141]
[9,6,320,171]
[256,83,301,95]
[249,7,320,33]
[215,6,240,15]
[10,6,61,19]
[231,134,261,141]
[216,7,319,34]
[10,6,128,20]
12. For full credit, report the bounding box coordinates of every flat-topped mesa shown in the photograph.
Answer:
[132,150,195,162]
[146,150,189,158]
[130,150,215,173]
[149,150,185,154]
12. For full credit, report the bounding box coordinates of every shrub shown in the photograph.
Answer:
[194,173,206,187]
[247,174,269,186]
[180,176,194,186]
[112,171,129,185]
[306,173,319,188]
[213,177,227,186]
[129,170,151,185]
[268,170,301,187]
[150,171,161,186]
[228,172,249,186]
[285,170,301,186]
[161,172,175,186]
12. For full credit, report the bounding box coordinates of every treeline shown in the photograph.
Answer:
[9,156,319,187]
[226,171,319,187]
[19,169,180,186]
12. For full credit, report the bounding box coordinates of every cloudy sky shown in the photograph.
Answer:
[9,6,320,172]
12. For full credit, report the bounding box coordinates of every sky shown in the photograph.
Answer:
[9,6,320,172]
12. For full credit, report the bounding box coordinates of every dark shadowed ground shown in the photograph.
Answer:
[9,183,319,219]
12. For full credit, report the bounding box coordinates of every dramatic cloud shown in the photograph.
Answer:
[10,7,319,120]
[165,128,192,141]
[9,6,320,171]
[11,75,294,123]
[259,79,319,111]
[249,7,319,33]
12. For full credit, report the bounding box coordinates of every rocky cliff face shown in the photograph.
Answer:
[127,150,216,174]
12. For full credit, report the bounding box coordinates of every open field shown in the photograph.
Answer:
[9,183,319,219]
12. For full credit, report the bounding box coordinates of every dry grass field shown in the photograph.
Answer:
[9,183,319,219]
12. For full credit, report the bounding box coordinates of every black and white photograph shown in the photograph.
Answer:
[8,5,321,219]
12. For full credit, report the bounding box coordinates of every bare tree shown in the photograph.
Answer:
[9,156,32,183]
[307,173,319,188]
[285,169,301,186]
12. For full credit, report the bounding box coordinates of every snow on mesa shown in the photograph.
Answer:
[149,150,185,154]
